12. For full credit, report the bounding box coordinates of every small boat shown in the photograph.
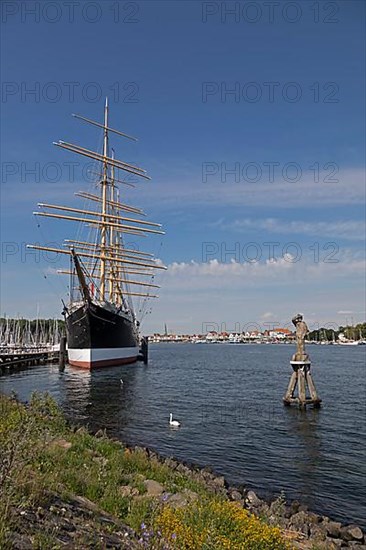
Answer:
[28,100,166,369]
[338,341,359,346]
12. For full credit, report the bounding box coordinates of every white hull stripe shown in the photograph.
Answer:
[68,347,139,363]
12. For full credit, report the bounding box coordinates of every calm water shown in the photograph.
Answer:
[1,344,365,527]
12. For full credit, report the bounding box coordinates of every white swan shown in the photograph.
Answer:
[169,413,181,427]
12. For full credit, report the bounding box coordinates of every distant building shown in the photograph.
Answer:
[269,328,293,339]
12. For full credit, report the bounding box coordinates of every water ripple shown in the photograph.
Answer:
[1,343,365,527]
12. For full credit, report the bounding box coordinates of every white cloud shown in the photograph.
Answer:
[140,167,366,209]
[217,218,365,241]
[142,252,365,331]
[2,253,364,333]
[161,255,365,292]
[261,312,274,320]
[3,168,365,210]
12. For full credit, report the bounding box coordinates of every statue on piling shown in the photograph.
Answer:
[292,313,309,362]
[283,314,321,409]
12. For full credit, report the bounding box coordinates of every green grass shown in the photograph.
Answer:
[0,393,290,549]
[0,392,214,546]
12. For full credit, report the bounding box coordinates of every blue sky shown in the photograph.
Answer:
[1,0,365,333]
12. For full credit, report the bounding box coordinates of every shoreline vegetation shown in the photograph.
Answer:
[0,394,364,549]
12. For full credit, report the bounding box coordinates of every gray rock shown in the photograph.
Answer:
[310,523,327,541]
[326,521,342,538]
[326,538,344,548]
[134,445,148,455]
[287,501,301,516]
[164,493,187,508]
[341,525,364,542]
[164,489,198,509]
[246,490,262,507]
[147,450,159,461]
[268,512,286,527]
[280,505,292,519]
[143,479,165,496]
[164,457,178,470]
[201,466,214,476]
[228,488,243,502]
[289,511,311,536]
[269,498,287,518]
[307,511,320,524]
[176,463,191,476]
[213,475,225,487]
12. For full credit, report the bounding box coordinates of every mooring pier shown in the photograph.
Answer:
[1,336,149,374]
[0,349,61,374]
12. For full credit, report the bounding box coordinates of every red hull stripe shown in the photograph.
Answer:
[69,356,138,369]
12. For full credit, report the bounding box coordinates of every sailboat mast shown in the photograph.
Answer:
[100,97,109,300]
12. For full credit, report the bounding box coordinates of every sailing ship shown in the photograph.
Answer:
[27,99,166,368]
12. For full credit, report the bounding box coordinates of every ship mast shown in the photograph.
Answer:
[109,149,115,302]
[28,100,166,310]
[100,97,109,301]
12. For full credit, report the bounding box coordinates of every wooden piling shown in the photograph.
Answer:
[306,371,318,400]
[59,336,67,371]
[284,371,297,404]
[141,336,148,364]
[283,361,321,409]
[137,336,148,364]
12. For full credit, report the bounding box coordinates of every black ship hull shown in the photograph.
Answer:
[66,302,139,369]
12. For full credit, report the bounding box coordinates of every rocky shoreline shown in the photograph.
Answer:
[1,393,365,549]
[7,438,366,549]
[111,442,365,549]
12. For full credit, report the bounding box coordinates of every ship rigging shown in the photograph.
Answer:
[27,99,166,368]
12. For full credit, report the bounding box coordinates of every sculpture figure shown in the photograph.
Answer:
[292,313,309,362]
[283,313,321,408]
